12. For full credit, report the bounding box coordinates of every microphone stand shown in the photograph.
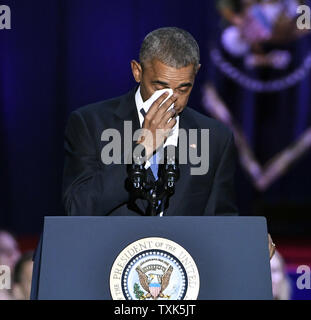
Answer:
[127,147,180,216]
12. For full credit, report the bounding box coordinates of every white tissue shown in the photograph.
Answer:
[142,88,174,113]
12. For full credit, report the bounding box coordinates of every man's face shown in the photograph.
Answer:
[131,59,199,115]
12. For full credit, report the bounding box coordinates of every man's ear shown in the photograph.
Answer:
[131,60,142,83]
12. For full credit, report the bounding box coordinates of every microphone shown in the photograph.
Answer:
[127,154,146,194]
[158,145,180,194]
[126,145,180,216]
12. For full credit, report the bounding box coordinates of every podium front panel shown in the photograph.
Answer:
[36,216,272,300]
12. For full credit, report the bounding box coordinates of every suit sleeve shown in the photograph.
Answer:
[62,111,129,216]
[204,132,239,216]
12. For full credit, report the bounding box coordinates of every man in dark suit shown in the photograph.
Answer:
[62,26,240,220]
[62,27,238,218]
[62,27,276,258]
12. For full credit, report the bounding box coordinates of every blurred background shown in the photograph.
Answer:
[0,0,310,299]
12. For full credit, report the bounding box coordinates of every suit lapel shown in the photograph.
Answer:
[165,108,198,216]
[113,88,149,213]
[114,87,141,133]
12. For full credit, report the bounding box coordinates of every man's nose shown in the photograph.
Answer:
[172,90,180,99]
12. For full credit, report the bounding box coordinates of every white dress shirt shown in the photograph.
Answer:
[135,86,179,216]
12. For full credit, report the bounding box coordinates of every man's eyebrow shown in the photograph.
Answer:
[151,80,193,88]
[177,82,193,88]
[151,80,169,86]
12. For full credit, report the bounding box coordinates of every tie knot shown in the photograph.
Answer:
[140,108,146,118]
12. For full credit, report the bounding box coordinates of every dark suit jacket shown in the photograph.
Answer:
[63,88,238,216]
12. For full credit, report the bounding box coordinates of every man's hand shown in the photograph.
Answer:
[137,92,177,159]
[268,233,276,259]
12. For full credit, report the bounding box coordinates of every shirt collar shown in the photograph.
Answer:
[135,86,179,147]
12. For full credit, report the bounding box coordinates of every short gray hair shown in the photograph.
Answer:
[139,27,200,69]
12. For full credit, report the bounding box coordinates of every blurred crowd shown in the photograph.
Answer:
[218,0,308,66]
[0,231,33,300]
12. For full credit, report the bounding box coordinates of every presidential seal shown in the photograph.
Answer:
[110,237,200,300]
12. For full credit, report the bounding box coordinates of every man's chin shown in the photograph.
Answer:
[175,107,185,115]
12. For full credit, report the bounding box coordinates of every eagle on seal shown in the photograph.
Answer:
[136,265,173,299]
